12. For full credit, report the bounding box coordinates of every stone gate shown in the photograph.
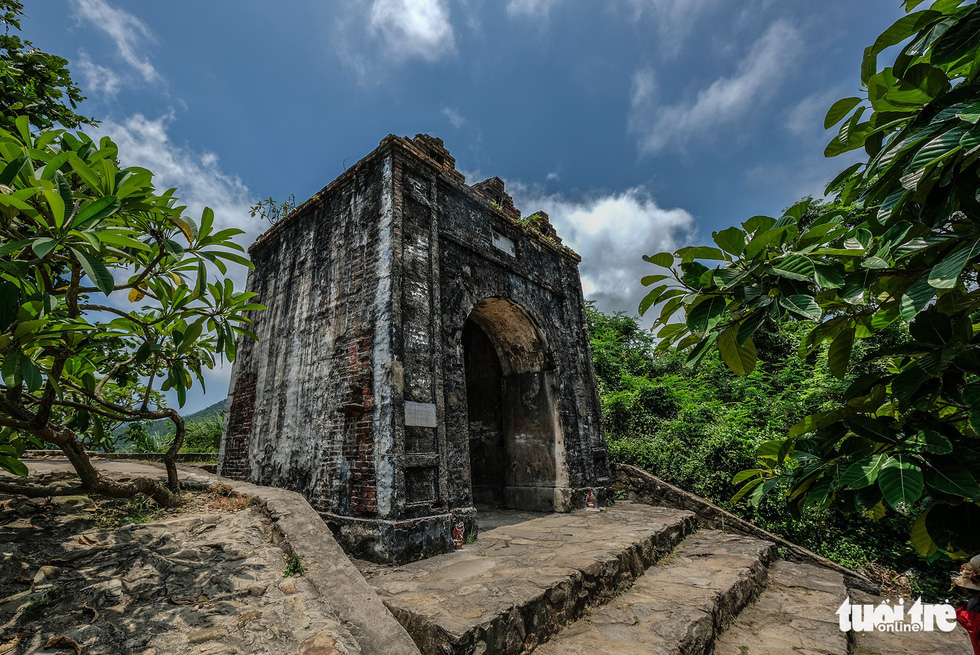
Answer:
[219,134,610,563]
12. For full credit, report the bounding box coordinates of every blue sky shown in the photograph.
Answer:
[27,0,905,412]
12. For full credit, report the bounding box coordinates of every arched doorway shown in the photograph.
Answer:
[463,298,560,512]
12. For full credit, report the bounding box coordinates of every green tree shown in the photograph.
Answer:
[0,119,259,505]
[640,0,980,558]
[0,0,94,130]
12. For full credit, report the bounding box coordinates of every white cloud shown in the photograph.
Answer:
[506,0,561,18]
[76,51,122,97]
[510,184,696,319]
[784,88,841,137]
[70,0,159,84]
[91,112,266,412]
[91,112,263,286]
[335,0,456,82]
[442,106,466,128]
[627,0,718,55]
[629,20,802,155]
[368,0,455,61]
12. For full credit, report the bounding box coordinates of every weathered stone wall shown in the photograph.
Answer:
[219,149,392,521]
[221,134,610,563]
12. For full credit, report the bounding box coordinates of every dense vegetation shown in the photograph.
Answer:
[0,0,255,503]
[639,0,980,561]
[589,303,953,599]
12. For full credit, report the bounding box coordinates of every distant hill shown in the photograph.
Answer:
[141,399,228,437]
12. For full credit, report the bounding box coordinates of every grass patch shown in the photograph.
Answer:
[94,495,165,528]
[283,555,306,577]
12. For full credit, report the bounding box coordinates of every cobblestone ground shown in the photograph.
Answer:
[0,474,350,654]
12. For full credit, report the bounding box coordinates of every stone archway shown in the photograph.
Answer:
[463,297,560,512]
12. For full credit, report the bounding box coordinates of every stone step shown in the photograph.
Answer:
[713,560,849,655]
[357,502,698,655]
[534,530,777,655]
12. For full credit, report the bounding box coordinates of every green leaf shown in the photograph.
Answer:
[71,247,115,295]
[844,415,897,444]
[878,455,924,508]
[907,429,952,454]
[910,510,938,557]
[731,477,763,504]
[31,237,58,259]
[871,11,942,57]
[643,252,673,267]
[828,327,855,379]
[641,274,668,286]
[0,455,28,477]
[73,196,120,227]
[677,246,725,262]
[0,155,28,186]
[2,351,22,387]
[20,356,41,392]
[841,453,888,489]
[780,295,822,321]
[772,255,816,282]
[736,308,768,345]
[825,98,863,129]
[0,282,17,329]
[923,464,980,498]
[717,326,757,376]
[686,296,726,333]
[712,227,746,256]
[732,469,765,484]
[928,239,980,289]
[900,275,937,320]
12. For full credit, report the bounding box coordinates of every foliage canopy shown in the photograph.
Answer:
[0,118,259,503]
[640,0,980,558]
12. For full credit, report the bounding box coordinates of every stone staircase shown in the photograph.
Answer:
[356,500,973,655]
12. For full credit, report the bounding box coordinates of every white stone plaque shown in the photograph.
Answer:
[405,401,437,428]
[492,231,516,257]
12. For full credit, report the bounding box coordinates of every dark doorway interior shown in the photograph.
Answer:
[463,319,505,505]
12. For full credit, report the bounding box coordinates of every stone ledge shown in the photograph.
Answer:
[175,464,422,655]
[612,462,878,594]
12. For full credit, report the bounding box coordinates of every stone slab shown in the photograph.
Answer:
[358,502,698,654]
[10,459,421,655]
[714,559,849,655]
[535,530,777,655]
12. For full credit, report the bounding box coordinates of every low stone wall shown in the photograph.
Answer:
[612,463,878,594]
[26,450,217,462]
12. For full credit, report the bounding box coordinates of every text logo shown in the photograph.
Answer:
[836,597,957,633]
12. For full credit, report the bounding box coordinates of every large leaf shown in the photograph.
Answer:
[780,295,822,321]
[712,227,746,256]
[772,255,816,282]
[825,97,863,129]
[71,247,115,295]
[643,252,673,267]
[0,282,18,330]
[840,453,888,489]
[717,326,757,376]
[928,239,980,289]
[878,455,924,508]
[924,464,980,499]
[910,510,938,557]
[686,296,726,333]
[828,327,855,379]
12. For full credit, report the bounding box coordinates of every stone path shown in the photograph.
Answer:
[6,459,978,655]
[536,530,775,655]
[714,560,849,655]
[1,459,419,655]
[0,483,356,654]
[358,503,697,654]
